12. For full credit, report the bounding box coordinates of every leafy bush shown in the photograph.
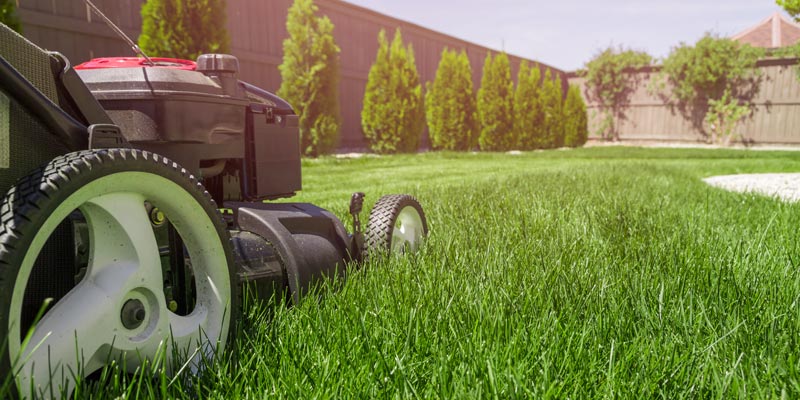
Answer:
[659,34,763,144]
[661,35,762,107]
[582,47,652,141]
[425,49,478,151]
[362,29,425,154]
[0,0,21,33]
[477,52,515,151]
[563,85,588,147]
[278,0,341,156]
[139,0,230,60]
[704,89,749,146]
[513,62,544,150]
[778,0,800,19]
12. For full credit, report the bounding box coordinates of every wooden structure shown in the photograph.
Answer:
[16,0,563,149]
[568,58,800,145]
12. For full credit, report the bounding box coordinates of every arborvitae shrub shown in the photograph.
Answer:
[477,52,514,151]
[139,0,230,60]
[362,29,425,154]
[513,62,544,150]
[425,49,478,151]
[540,70,564,148]
[277,0,341,156]
[563,85,588,147]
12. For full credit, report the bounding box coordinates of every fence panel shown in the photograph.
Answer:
[569,59,800,145]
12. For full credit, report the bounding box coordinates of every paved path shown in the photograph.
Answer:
[704,173,800,203]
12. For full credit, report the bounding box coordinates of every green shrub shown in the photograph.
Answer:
[582,47,652,141]
[139,0,230,60]
[0,0,21,33]
[705,89,748,146]
[778,0,800,19]
[540,70,564,148]
[563,85,588,147]
[477,52,514,151]
[277,0,341,156]
[659,34,762,144]
[661,35,762,107]
[362,29,425,154]
[425,49,478,151]
[513,62,544,150]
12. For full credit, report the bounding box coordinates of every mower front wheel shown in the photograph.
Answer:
[365,194,428,258]
[0,149,238,399]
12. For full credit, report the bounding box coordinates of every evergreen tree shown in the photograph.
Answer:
[540,70,564,148]
[278,0,341,156]
[563,85,588,147]
[477,52,514,151]
[425,49,478,151]
[0,0,21,33]
[513,62,544,150]
[552,75,565,147]
[139,0,230,60]
[362,29,424,154]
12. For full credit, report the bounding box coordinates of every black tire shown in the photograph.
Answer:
[365,194,428,258]
[0,149,239,399]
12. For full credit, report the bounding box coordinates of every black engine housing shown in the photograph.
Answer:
[76,54,302,203]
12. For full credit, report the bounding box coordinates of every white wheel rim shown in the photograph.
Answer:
[7,172,231,398]
[391,206,424,253]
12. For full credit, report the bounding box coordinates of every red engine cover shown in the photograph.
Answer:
[74,57,197,70]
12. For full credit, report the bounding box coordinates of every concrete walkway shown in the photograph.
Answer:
[704,173,800,203]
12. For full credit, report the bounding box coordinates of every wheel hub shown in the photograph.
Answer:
[121,298,147,330]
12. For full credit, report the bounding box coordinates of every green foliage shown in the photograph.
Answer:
[582,47,652,141]
[661,35,762,107]
[477,52,514,151]
[278,0,341,156]
[425,49,478,151]
[540,70,565,148]
[513,62,544,150]
[139,0,230,60]
[704,89,749,146]
[778,0,800,20]
[660,34,762,142]
[563,85,588,147]
[0,0,21,33]
[362,29,425,154]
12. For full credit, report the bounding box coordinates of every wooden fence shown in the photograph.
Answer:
[17,0,564,149]
[567,58,800,145]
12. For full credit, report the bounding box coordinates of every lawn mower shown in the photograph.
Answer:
[0,7,428,398]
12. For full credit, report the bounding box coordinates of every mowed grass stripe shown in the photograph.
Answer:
[75,147,800,398]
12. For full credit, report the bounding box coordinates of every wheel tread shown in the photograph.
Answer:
[0,148,238,398]
[365,194,428,259]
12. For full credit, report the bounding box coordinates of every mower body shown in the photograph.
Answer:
[0,21,428,398]
[72,54,348,302]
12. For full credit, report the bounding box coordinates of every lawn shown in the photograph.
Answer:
[85,147,800,398]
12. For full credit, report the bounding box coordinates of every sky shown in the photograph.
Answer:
[341,0,784,71]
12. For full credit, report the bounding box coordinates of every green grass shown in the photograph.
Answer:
[66,148,800,397]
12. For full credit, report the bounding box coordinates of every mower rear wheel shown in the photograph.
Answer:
[365,194,428,258]
[0,149,238,399]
